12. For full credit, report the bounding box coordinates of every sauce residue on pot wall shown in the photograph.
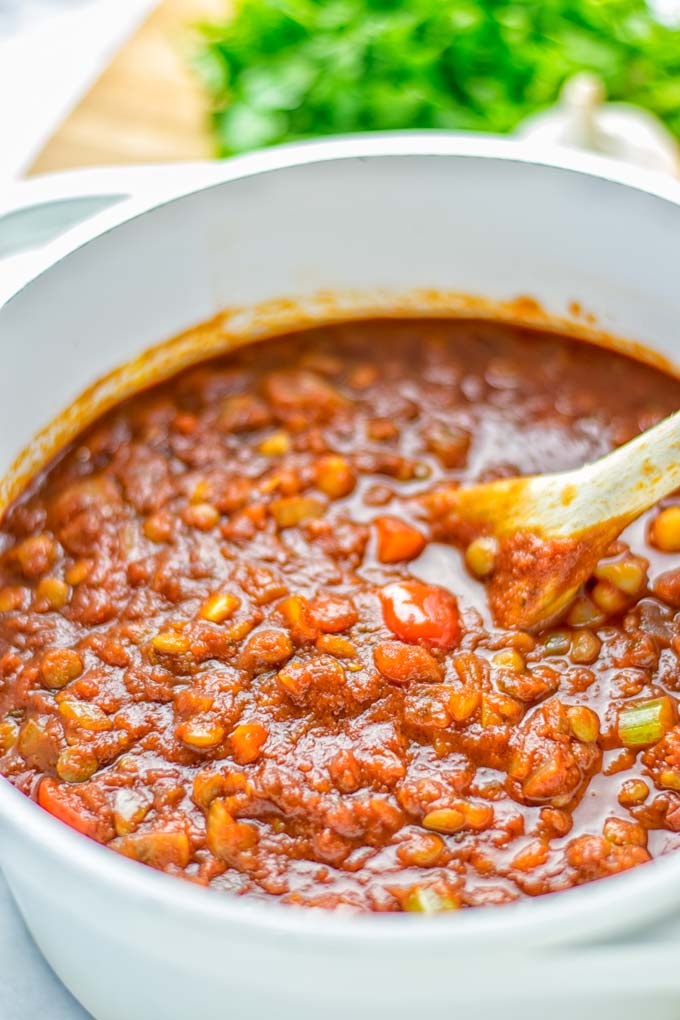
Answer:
[1,288,676,514]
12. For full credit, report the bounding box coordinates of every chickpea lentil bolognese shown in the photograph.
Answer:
[2,318,680,913]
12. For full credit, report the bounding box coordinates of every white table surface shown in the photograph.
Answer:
[0,0,156,182]
[0,872,90,1019]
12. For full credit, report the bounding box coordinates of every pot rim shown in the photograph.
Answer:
[2,131,680,948]
[4,130,680,310]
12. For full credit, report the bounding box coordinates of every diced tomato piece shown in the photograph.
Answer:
[38,778,102,840]
[380,580,461,650]
[374,516,426,564]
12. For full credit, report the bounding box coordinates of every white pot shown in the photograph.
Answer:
[2,135,680,1020]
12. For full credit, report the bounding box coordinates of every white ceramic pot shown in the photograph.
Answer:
[2,135,680,1020]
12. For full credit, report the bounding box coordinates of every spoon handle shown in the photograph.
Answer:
[530,406,680,536]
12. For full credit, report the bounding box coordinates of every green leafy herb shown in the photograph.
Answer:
[192,0,680,156]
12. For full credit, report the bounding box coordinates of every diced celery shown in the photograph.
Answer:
[617,696,674,748]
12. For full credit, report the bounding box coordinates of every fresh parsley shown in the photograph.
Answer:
[192,0,680,156]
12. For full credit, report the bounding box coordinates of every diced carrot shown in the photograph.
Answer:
[38,778,101,839]
[374,516,426,564]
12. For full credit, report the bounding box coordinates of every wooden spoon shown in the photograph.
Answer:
[441,408,680,631]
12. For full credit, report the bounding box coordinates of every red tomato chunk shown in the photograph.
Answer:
[380,581,461,650]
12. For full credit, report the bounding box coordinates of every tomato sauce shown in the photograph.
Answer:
[2,318,680,913]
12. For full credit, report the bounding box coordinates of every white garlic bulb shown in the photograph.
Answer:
[516,71,680,177]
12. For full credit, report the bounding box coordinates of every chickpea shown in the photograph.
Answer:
[143,512,173,543]
[64,559,92,585]
[397,833,445,867]
[650,506,680,552]
[569,629,601,665]
[36,577,70,611]
[56,746,98,783]
[492,649,524,672]
[512,839,549,872]
[182,502,219,531]
[465,536,498,579]
[541,630,571,656]
[14,534,56,578]
[258,431,291,457]
[314,455,356,499]
[618,778,649,807]
[603,816,647,847]
[591,580,630,616]
[566,705,600,743]
[659,769,680,792]
[40,648,84,689]
[422,808,465,834]
[176,718,225,750]
[567,596,605,628]
[594,556,647,596]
